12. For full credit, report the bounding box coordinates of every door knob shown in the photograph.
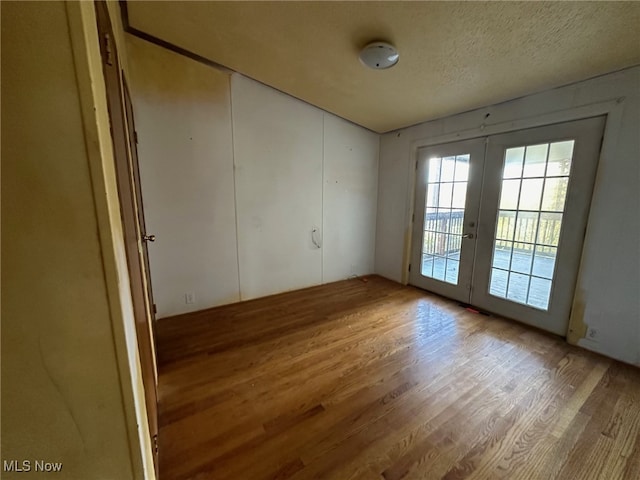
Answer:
[143,234,156,242]
[462,233,474,239]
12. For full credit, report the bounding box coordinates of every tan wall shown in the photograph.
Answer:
[70,1,156,476]
[1,1,149,478]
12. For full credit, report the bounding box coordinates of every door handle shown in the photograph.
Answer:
[462,233,474,239]
[142,234,156,242]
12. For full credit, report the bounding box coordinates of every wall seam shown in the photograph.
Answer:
[321,113,325,284]
[229,74,243,301]
[373,133,382,275]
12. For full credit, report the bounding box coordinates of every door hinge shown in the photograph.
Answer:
[153,303,157,314]
[408,263,412,272]
[415,159,419,170]
[412,212,415,223]
[153,434,158,454]
[103,33,113,66]
[134,131,139,144]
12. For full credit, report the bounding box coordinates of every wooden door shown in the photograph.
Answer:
[123,79,158,351]
[94,1,159,474]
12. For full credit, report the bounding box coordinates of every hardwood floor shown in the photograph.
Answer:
[156,276,640,480]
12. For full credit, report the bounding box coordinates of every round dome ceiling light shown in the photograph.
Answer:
[359,41,399,70]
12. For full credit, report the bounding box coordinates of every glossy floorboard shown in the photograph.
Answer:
[156,276,640,480]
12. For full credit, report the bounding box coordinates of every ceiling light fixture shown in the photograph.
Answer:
[359,41,399,70]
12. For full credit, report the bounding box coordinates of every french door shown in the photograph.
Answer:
[410,117,605,335]
[409,138,486,303]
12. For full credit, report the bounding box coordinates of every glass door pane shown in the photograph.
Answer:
[488,140,574,310]
[421,154,468,284]
[409,138,486,304]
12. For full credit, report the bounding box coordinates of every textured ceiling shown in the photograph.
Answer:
[127,1,640,133]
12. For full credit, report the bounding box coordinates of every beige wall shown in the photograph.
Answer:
[231,74,324,299]
[126,34,241,316]
[322,114,379,283]
[126,36,379,317]
[1,1,150,478]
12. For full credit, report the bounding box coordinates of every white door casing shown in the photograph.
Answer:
[409,116,605,335]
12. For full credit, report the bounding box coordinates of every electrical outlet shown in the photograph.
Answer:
[586,327,598,340]
[185,292,196,304]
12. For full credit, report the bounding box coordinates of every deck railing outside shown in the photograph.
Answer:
[423,210,561,257]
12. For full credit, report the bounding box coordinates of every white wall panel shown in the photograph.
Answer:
[127,49,379,314]
[375,132,413,282]
[127,35,240,317]
[231,75,323,299]
[323,114,379,282]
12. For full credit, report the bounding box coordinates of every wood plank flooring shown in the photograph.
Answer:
[156,275,640,480]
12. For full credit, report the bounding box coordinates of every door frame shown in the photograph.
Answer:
[94,1,159,475]
[403,99,622,288]
[471,117,605,335]
[407,117,605,335]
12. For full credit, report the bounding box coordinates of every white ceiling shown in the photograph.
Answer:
[127,1,640,133]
